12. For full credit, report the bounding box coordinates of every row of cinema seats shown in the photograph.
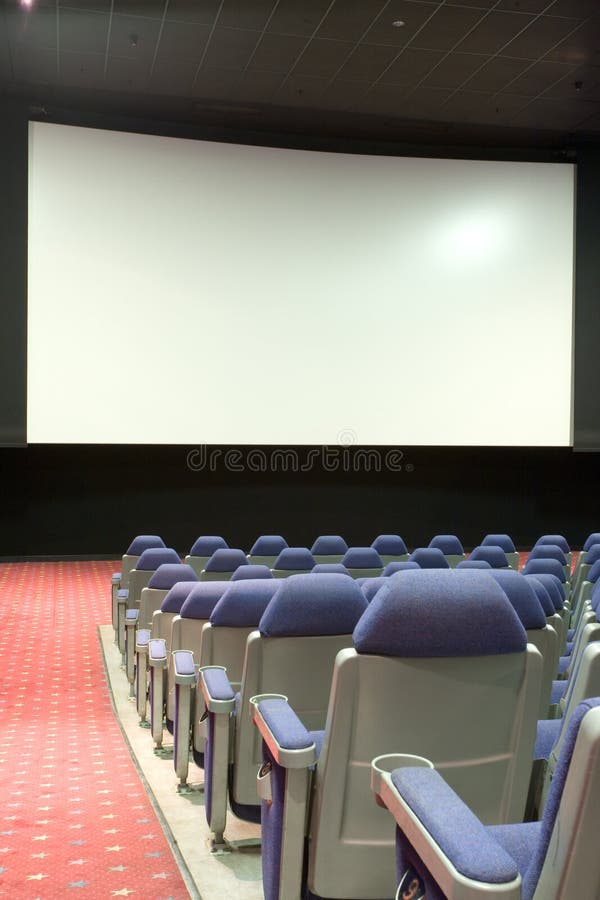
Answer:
[109,531,600,898]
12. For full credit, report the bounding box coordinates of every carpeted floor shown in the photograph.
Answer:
[0,560,192,900]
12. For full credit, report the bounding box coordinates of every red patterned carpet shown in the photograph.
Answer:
[0,560,191,900]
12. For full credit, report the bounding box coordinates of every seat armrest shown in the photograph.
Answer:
[199,666,235,713]
[148,638,168,668]
[172,650,196,686]
[136,628,150,651]
[376,766,521,898]
[251,696,316,769]
[112,572,121,584]
[117,588,129,603]
[125,608,138,625]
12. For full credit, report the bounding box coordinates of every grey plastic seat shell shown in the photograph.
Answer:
[305,643,542,899]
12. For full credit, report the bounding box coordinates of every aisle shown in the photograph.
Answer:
[0,560,193,900]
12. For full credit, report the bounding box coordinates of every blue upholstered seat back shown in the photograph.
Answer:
[210,579,280,627]
[469,546,509,568]
[583,533,600,552]
[481,533,516,553]
[428,534,465,555]
[353,570,526,657]
[522,558,567,583]
[248,535,288,556]
[204,548,248,573]
[529,573,564,611]
[312,564,350,574]
[487,570,547,629]
[382,561,420,576]
[273,547,316,571]
[310,535,348,556]
[259,573,367,637]
[535,534,570,554]
[524,575,556,617]
[147,563,198,591]
[188,535,228,556]
[409,548,450,569]
[126,534,166,555]
[231,564,273,581]
[528,544,567,565]
[457,559,492,570]
[160,581,198,614]
[180,582,231,619]
[136,547,181,570]
[371,534,408,555]
[341,547,383,569]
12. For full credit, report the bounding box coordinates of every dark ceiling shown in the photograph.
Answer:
[2,0,600,148]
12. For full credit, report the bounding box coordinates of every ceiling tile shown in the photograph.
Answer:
[235,67,283,101]
[59,49,104,87]
[166,0,222,25]
[58,9,110,55]
[422,51,489,89]
[359,1,439,47]
[431,89,495,123]
[266,0,336,37]
[155,20,210,61]
[457,11,537,55]
[577,110,600,130]
[60,0,113,10]
[202,27,263,70]
[150,56,197,94]
[496,0,552,12]
[500,15,581,59]
[411,6,485,53]
[510,95,598,127]
[314,78,369,108]
[545,20,600,64]
[394,85,453,119]
[109,14,161,62]
[335,42,399,82]
[353,82,408,115]
[105,54,151,91]
[275,74,328,105]
[191,65,241,98]
[6,7,57,50]
[464,55,532,91]
[219,0,278,31]
[507,59,576,95]
[463,91,531,123]
[247,32,308,71]
[542,63,600,98]
[316,1,387,43]
[546,0,600,16]
[12,46,57,82]
[381,47,445,86]
[113,0,166,17]
[446,0,497,7]
[293,38,353,79]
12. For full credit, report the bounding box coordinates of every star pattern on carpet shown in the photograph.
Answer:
[0,561,191,899]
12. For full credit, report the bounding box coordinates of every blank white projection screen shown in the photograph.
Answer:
[27,122,575,446]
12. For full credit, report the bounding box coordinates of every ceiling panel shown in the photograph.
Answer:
[456,11,537,55]
[394,85,453,119]
[105,55,151,92]
[109,14,162,62]
[235,67,283,102]
[546,20,600,64]
[219,0,277,32]
[547,0,600,17]
[150,57,197,94]
[381,48,445,87]
[500,15,582,60]
[506,59,576,95]
[113,0,165,18]
[12,46,57,82]
[316,0,387,43]
[192,65,241,99]
[464,55,532,92]
[58,8,110,55]
[201,26,260,70]
[422,52,489,90]
[511,95,598,127]
[293,38,354,79]
[411,6,485,53]
[60,0,112,11]
[275,74,328,106]
[266,0,336,37]
[336,42,400,82]
[353,82,408,115]
[59,49,104,87]
[496,0,553,12]
[247,32,308,72]
[363,2,442,48]
[543,63,600,99]
[6,7,57,51]
[166,0,222,25]
[155,21,211,62]
[313,78,369,108]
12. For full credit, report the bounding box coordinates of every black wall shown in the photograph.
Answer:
[1,100,599,556]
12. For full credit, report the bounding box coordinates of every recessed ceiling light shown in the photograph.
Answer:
[21,0,34,7]
[392,19,405,27]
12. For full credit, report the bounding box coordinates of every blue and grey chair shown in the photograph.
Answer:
[482,533,519,569]
[374,698,600,900]
[382,560,420,576]
[112,534,166,634]
[271,547,316,578]
[428,534,466,568]
[146,581,198,749]
[360,576,388,602]
[252,570,542,900]
[409,548,450,569]
[525,575,567,656]
[457,559,492,570]
[184,535,228,577]
[535,533,572,569]
[528,544,570,582]
[200,548,248,582]
[133,563,197,719]
[340,546,383,579]
[488,570,559,717]
[312,563,350,575]
[199,573,367,848]
[571,553,600,615]
[230,564,273,581]
[469,545,511,568]
[371,534,410,566]
[247,535,288,568]
[310,535,348,565]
